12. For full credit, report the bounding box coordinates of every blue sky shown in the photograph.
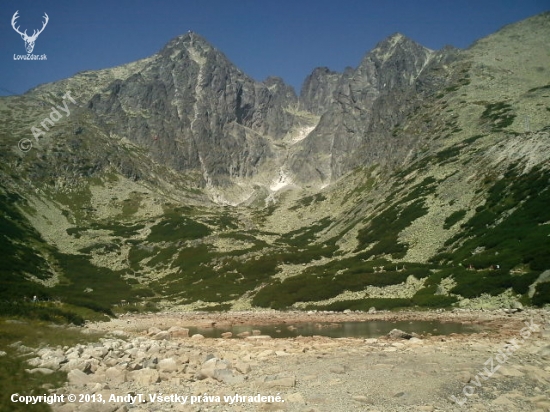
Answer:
[0,0,548,95]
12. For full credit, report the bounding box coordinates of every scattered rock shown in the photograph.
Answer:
[261,374,296,388]
[235,361,251,374]
[68,369,91,386]
[147,327,162,336]
[286,392,306,403]
[167,326,189,338]
[105,367,127,384]
[246,335,272,340]
[387,329,413,339]
[151,331,171,340]
[457,371,472,383]
[158,358,178,372]
[25,367,54,375]
[352,395,370,404]
[511,301,523,311]
[129,368,160,385]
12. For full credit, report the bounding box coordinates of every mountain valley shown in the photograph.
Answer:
[0,12,549,322]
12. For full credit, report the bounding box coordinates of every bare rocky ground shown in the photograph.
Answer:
[24,310,550,412]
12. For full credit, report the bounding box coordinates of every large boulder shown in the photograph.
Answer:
[158,358,178,372]
[105,367,127,384]
[387,329,413,340]
[129,368,160,385]
[67,369,91,386]
[151,331,171,340]
[168,326,189,338]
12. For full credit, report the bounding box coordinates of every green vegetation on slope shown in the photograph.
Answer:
[436,164,550,272]
[0,192,54,301]
[430,164,550,305]
[356,177,436,259]
[147,208,211,242]
[480,101,516,132]
[252,255,432,309]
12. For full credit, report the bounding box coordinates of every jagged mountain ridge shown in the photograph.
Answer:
[0,13,549,318]
[290,34,460,184]
[87,33,302,190]
[20,30,457,199]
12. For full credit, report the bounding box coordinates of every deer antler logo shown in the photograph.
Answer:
[11,11,49,54]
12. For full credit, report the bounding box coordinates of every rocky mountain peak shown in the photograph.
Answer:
[264,76,298,101]
[288,32,437,185]
[299,67,342,115]
[157,31,221,69]
[360,33,434,89]
[370,32,418,58]
[0,12,549,325]
[160,31,211,52]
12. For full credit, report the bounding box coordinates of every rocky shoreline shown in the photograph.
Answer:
[16,309,550,411]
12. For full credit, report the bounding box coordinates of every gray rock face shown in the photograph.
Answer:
[76,32,460,191]
[10,30,461,195]
[289,34,458,184]
[299,67,342,115]
[88,33,299,187]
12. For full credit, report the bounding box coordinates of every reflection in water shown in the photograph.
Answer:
[186,320,481,339]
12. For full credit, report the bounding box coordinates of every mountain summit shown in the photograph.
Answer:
[289,33,442,184]
[86,32,302,197]
[0,13,548,317]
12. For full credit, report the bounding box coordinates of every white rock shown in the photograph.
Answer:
[68,369,91,386]
[261,375,296,388]
[258,350,274,358]
[235,361,251,374]
[105,367,127,384]
[151,331,171,340]
[128,368,160,385]
[168,326,189,338]
[158,358,178,372]
[245,335,272,340]
[147,327,162,336]
[286,392,306,403]
[26,368,54,375]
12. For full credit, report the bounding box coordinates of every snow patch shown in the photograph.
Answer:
[270,168,293,192]
[291,126,315,144]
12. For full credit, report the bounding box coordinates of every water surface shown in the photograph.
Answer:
[186,320,481,339]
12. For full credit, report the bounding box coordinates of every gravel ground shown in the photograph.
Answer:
[45,309,550,412]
